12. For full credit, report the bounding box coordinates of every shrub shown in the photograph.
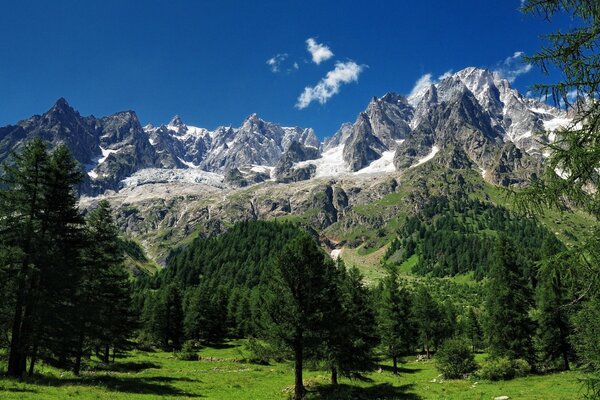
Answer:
[244,338,279,364]
[435,338,477,379]
[175,340,199,361]
[476,357,531,381]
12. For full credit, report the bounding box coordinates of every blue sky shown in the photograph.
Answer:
[0,1,572,139]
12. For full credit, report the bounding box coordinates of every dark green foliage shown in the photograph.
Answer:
[518,2,600,395]
[136,221,305,342]
[464,308,483,353]
[384,197,554,281]
[183,283,228,343]
[484,237,535,363]
[412,285,455,357]
[79,200,136,369]
[175,340,199,361]
[162,221,303,287]
[262,232,339,400]
[377,268,415,374]
[323,261,378,383]
[535,236,572,371]
[435,338,477,379]
[145,284,184,350]
[0,140,134,376]
[476,357,531,381]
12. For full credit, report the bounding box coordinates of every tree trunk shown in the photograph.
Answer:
[74,332,85,376]
[562,350,570,371]
[7,284,25,377]
[294,337,304,400]
[103,343,110,364]
[393,355,398,375]
[331,367,338,385]
[28,343,38,377]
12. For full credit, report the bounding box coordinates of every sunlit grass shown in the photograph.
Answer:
[0,342,584,399]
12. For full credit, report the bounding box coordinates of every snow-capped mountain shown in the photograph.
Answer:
[0,67,571,195]
[281,67,570,186]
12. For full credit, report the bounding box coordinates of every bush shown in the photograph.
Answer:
[435,338,477,379]
[175,340,199,361]
[244,338,279,364]
[476,357,531,381]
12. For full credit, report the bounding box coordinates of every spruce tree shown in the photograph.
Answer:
[324,262,378,384]
[0,138,50,377]
[465,307,483,353]
[412,285,444,358]
[263,232,337,400]
[485,236,535,363]
[377,267,415,374]
[536,237,571,370]
[78,200,135,369]
[32,144,86,374]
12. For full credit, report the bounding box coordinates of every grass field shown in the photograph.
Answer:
[0,342,585,399]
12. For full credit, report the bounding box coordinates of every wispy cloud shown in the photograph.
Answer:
[493,51,532,83]
[306,38,334,65]
[407,70,452,106]
[296,61,364,109]
[266,53,288,73]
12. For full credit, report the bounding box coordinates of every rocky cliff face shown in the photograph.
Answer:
[0,67,570,198]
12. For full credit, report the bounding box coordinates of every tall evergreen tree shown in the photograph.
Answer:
[324,262,378,384]
[377,267,415,374]
[485,236,535,363]
[464,307,483,353]
[76,200,135,371]
[263,232,337,400]
[536,237,572,370]
[147,284,184,350]
[0,138,50,377]
[412,285,450,358]
[31,144,86,374]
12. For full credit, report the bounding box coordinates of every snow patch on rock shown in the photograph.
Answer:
[412,145,439,168]
[121,168,226,188]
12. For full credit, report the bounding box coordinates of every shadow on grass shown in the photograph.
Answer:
[26,374,203,397]
[378,364,422,374]
[0,386,38,394]
[205,342,237,350]
[308,383,421,400]
[97,361,161,373]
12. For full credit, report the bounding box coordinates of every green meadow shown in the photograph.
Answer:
[0,342,584,399]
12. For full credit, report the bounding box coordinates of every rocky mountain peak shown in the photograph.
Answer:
[169,115,185,127]
[45,97,79,119]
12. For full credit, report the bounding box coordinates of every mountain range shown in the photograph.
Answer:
[0,67,574,264]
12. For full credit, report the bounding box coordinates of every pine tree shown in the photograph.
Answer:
[0,138,50,377]
[263,232,337,400]
[536,237,571,370]
[149,284,184,350]
[485,236,535,363]
[412,285,445,358]
[324,262,378,384]
[377,267,415,374]
[32,144,86,374]
[465,307,483,353]
[77,200,135,370]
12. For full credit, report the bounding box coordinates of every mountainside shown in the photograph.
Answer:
[0,67,570,197]
[0,67,578,265]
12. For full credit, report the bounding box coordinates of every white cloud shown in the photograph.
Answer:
[408,73,433,100]
[306,38,334,65]
[407,70,453,106]
[494,51,532,83]
[266,53,288,73]
[296,61,364,109]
